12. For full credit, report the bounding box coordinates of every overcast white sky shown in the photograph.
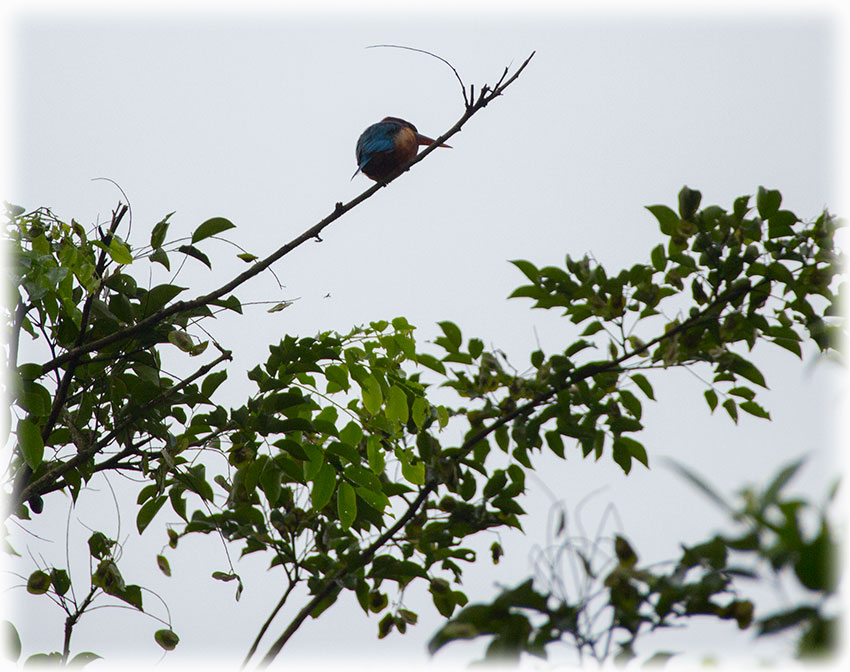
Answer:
[3,2,848,670]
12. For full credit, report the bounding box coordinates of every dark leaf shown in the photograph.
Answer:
[154,629,180,651]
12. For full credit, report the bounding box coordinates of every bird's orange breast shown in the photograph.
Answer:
[392,126,419,165]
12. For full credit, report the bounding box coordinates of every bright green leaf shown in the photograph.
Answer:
[16,418,44,470]
[366,436,385,474]
[108,237,133,265]
[337,481,357,529]
[386,385,409,424]
[360,375,383,415]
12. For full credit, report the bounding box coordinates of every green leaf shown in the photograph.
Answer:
[311,462,336,510]
[136,495,167,534]
[337,481,357,529]
[191,217,235,243]
[339,421,363,447]
[619,389,642,420]
[156,555,171,577]
[630,373,655,400]
[612,439,632,474]
[177,244,212,268]
[417,353,446,375]
[545,431,565,458]
[168,330,195,352]
[116,584,143,610]
[723,398,739,424]
[201,370,227,398]
[108,237,133,265]
[620,436,648,467]
[87,532,115,559]
[651,244,667,272]
[212,571,238,582]
[325,364,349,391]
[756,186,782,219]
[678,185,702,220]
[144,284,185,314]
[386,385,409,424]
[355,486,389,511]
[739,400,771,420]
[768,210,798,239]
[150,247,170,270]
[438,321,462,351]
[704,389,718,412]
[237,252,258,262]
[16,418,44,470]
[50,568,70,596]
[366,436,385,474]
[400,457,425,486]
[646,204,680,235]
[359,375,383,415]
[26,570,51,594]
[154,629,180,651]
[728,355,767,388]
[150,216,171,249]
[510,259,539,282]
[411,397,427,429]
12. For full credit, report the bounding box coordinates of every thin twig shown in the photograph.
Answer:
[366,44,469,107]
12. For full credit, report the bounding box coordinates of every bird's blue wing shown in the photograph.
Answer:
[356,122,398,169]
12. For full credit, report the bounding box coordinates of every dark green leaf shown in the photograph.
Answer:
[50,569,70,596]
[154,629,180,651]
[646,204,680,235]
[191,217,235,243]
[311,462,336,510]
[136,495,167,534]
[157,555,171,577]
[651,244,667,272]
[612,440,632,474]
[678,186,702,220]
[150,216,170,249]
[631,373,655,400]
[756,186,782,219]
[26,570,51,595]
[739,400,771,420]
[723,398,738,424]
[510,259,539,282]
[150,247,170,270]
[177,244,212,268]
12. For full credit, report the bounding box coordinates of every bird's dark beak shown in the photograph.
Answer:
[416,133,452,149]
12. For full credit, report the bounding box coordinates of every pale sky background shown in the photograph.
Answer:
[2,2,847,671]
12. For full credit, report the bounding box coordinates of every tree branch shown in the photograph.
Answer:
[36,51,536,380]
[15,346,233,509]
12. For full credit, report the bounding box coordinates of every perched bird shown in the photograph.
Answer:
[353,117,451,181]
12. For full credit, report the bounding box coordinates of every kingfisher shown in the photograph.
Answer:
[353,117,451,181]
